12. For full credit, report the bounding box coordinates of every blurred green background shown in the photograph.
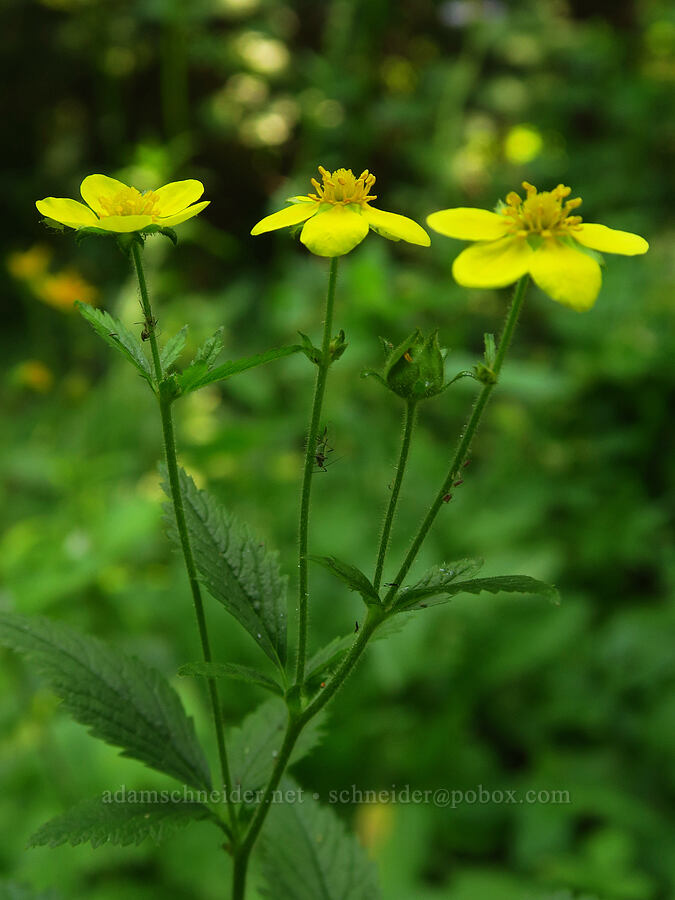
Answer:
[1,0,673,898]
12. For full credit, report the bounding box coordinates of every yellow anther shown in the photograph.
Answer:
[304,166,377,207]
[500,181,584,238]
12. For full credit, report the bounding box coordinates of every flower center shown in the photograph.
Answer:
[97,187,161,219]
[501,181,583,238]
[307,166,377,206]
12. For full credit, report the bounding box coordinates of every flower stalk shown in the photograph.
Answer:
[384,274,530,607]
[373,399,418,591]
[296,257,339,685]
[130,243,238,837]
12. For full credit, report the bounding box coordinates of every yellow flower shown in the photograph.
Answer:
[427,182,649,311]
[36,175,210,234]
[251,166,430,257]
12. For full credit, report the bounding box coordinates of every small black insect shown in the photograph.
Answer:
[138,316,158,341]
[354,620,359,633]
[314,426,335,472]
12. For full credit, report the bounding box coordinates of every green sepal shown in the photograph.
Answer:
[308,555,381,607]
[328,329,348,363]
[474,332,498,385]
[140,224,178,246]
[368,329,447,402]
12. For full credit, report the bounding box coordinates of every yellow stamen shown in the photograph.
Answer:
[500,181,584,237]
[97,187,161,219]
[305,166,377,206]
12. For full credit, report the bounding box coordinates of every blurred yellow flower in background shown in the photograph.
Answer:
[7,245,52,280]
[7,245,97,313]
[36,270,99,312]
[36,175,209,233]
[428,181,649,311]
[13,360,54,393]
[251,166,430,257]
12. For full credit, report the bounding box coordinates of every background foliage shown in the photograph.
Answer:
[1,0,673,897]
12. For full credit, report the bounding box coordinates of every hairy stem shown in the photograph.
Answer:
[131,242,238,836]
[232,605,384,899]
[373,400,418,591]
[295,257,339,685]
[383,275,529,607]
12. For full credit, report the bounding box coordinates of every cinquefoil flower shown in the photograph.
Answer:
[251,166,430,257]
[427,182,648,311]
[36,175,209,234]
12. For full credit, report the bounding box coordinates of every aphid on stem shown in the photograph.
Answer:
[314,425,335,472]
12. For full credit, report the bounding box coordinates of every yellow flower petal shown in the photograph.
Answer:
[36,198,99,229]
[158,200,210,227]
[427,208,509,241]
[80,174,130,216]
[529,240,602,311]
[251,201,319,235]
[574,223,649,256]
[452,236,532,288]
[361,206,430,246]
[299,204,369,257]
[93,215,154,233]
[154,180,205,217]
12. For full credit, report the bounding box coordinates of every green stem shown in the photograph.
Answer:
[373,400,418,591]
[130,243,238,836]
[295,258,339,685]
[383,275,529,607]
[231,604,384,899]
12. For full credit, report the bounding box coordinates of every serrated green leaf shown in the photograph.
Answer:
[191,326,225,369]
[395,570,559,611]
[309,556,380,605]
[28,795,209,849]
[259,779,380,900]
[165,468,287,668]
[178,661,284,696]
[0,614,211,790]
[394,558,483,608]
[75,302,153,385]
[229,700,324,798]
[176,345,302,394]
[160,325,188,371]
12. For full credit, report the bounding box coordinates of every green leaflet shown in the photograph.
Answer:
[190,326,225,369]
[0,614,211,791]
[259,778,380,900]
[229,699,324,798]
[176,344,302,394]
[303,635,354,695]
[309,555,381,606]
[75,302,153,385]
[160,325,188,371]
[395,563,559,611]
[165,468,287,669]
[178,661,284,696]
[29,795,210,849]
